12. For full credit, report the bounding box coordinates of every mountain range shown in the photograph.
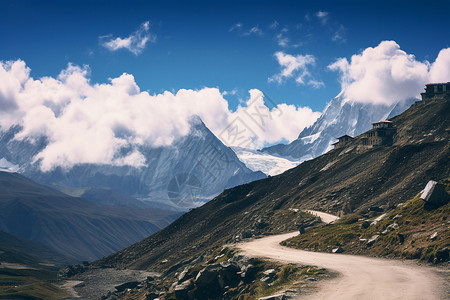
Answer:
[261,93,416,161]
[0,117,265,210]
[95,98,449,273]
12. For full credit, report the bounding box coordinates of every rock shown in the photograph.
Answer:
[367,235,380,246]
[382,222,399,235]
[430,232,438,240]
[393,214,403,220]
[298,225,305,234]
[259,294,286,300]
[420,180,450,206]
[263,269,276,276]
[332,246,344,253]
[218,262,240,286]
[195,265,219,287]
[238,263,258,282]
[434,247,449,263]
[178,267,191,283]
[370,213,387,226]
[174,279,194,299]
[115,281,140,292]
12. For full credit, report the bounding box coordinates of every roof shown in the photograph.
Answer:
[372,120,392,124]
[425,82,450,86]
[336,134,353,140]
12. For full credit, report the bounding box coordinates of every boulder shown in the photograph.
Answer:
[332,247,344,253]
[195,265,219,287]
[420,180,450,206]
[174,279,194,299]
[382,222,399,235]
[263,269,276,276]
[370,213,387,226]
[218,262,240,286]
[367,234,380,246]
[430,232,438,240]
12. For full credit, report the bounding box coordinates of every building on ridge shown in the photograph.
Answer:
[332,135,354,149]
[361,120,396,147]
[421,82,450,101]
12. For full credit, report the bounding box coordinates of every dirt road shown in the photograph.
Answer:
[237,212,445,299]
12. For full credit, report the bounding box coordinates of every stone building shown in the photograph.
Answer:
[361,120,396,147]
[332,135,354,149]
[421,82,450,101]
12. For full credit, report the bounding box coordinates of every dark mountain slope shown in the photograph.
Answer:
[0,231,74,267]
[0,172,180,261]
[95,99,449,271]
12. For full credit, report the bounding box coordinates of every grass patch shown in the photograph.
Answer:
[283,181,450,263]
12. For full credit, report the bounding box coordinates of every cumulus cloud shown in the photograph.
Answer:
[0,60,320,171]
[223,89,321,148]
[328,41,450,105]
[269,51,322,87]
[101,21,155,55]
[429,48,450,82]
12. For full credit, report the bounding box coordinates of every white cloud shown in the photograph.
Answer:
[269,51,321,88]
[276,33,289,47]
[316,11,329,25]
[101,21,155,55]
[307,79,325,89]
[332,25,346,43]
[229,23,243,32]
[243,26,263,36]
[0,60,320,171]
[229,23,263,36]
[429,48,450,82]
[269,21,279,29]
[223,89,321,148]
[328,41,450,105]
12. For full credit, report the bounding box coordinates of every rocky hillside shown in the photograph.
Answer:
[283,184,449,263]
[95,99,449,273]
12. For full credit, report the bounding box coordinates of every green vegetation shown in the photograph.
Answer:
[283,181,450,263]
[0,269,69,299]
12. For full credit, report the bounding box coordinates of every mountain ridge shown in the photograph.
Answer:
[0,171,180,261]
[262,94,416,161]
[94,98,449,272]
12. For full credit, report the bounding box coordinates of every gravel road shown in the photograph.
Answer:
[237,211,445,300]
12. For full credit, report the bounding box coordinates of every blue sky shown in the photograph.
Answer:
[1,0,449,112]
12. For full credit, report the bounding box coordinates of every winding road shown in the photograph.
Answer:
[237,211,445,300]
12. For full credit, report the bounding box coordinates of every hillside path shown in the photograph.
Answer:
[237,211,444,300]
[303,210,339,224]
